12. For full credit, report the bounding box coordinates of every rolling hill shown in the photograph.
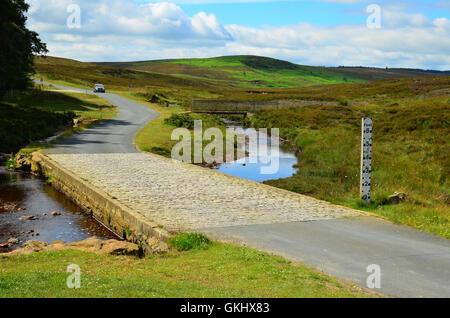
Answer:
[98,55,450,89]
[34,55,450,106]
[99,55,364,88]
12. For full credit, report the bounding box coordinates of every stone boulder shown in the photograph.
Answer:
[388,192,409,205]
[68,237,104,253]
[67,237,139,255]
[100,240,140,256]
[15,153,32,171]
[147,237,168,254]
[3,237,144,257]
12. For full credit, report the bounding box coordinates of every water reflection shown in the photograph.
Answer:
[216,123,298,182]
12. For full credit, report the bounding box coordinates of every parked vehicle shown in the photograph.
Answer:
[94,84,105,93]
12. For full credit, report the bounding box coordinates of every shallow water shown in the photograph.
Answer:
[216,123,298,182]
[0,166,118,251]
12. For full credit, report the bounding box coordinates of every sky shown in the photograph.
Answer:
[25,0,450,69]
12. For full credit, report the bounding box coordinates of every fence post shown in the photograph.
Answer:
[360,118,373,203]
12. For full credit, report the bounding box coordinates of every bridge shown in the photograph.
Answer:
[34,81,450,298]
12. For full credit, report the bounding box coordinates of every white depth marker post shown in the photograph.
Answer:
[360,118,373,203]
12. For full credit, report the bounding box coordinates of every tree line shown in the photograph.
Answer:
[0,0,47,96]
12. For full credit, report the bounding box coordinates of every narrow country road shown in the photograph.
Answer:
[37,80,450,298]
[35,80,159,154]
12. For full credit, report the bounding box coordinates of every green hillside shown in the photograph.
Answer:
[113,55,364,88]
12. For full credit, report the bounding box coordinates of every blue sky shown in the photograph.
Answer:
[176,0,448,27]
[26,0,450,69]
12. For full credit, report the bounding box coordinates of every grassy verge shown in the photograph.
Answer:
[250,77,449,239]
[17,86,118,120]
[0,242,375,298]
[0,87,118,154]
[118,91,233,161]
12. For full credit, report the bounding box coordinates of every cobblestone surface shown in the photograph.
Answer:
[48,153,361,231]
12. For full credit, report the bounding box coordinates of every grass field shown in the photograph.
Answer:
[0,242,375,298]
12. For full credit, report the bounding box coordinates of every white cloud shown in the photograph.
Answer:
[25,0,450,70]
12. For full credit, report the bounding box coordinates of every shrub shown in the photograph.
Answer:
[5,158,15,170]
[164,113,195,129]
[168,233,212,252]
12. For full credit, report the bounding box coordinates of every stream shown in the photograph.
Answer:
[0,165,118,252]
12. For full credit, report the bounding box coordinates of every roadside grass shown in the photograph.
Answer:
[169,233,212,251]
[0,242,375,298]
[0,88,118,154]
[0,101,74,154]
[12,87,118,120]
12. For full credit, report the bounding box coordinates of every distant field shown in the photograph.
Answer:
[325,66,450,81]
[100,55,449,89]
[123,55,364,88]
[36,55,450,106]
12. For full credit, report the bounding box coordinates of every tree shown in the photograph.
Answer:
[0,0,47,94]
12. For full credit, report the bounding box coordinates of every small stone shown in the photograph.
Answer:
[50,211,61,216]
[20,215,35,220]
[22,240,48,252]
[8,238,19,245]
